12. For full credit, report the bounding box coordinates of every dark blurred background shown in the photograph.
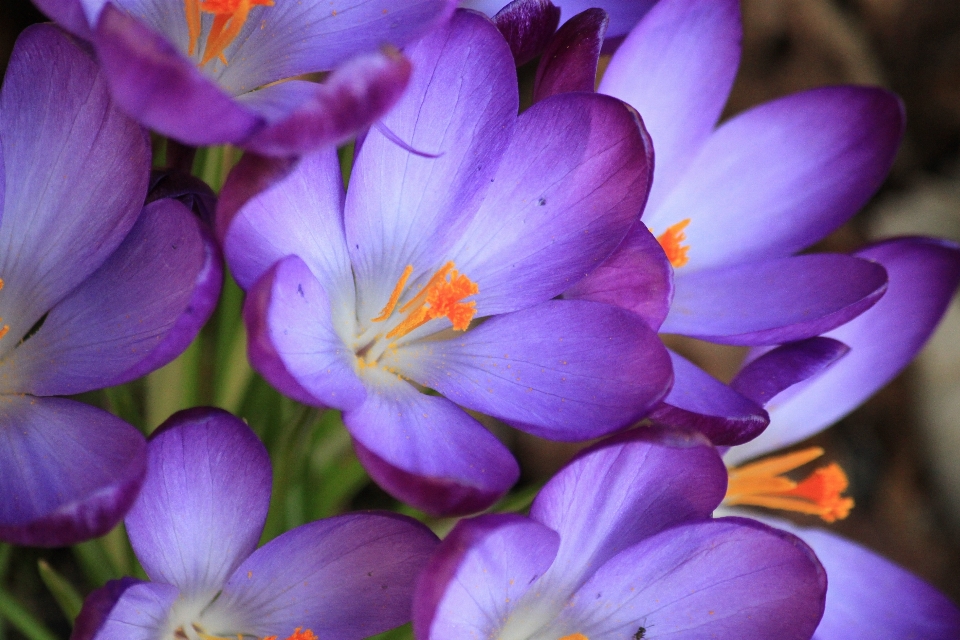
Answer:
[1,0,959,636]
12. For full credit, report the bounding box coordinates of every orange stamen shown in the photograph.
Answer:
[655,218,691,268]
[262,629,317,640]
[0,278,7,341]
[185,0,202,56]
[375,262,479,340]
[185,0,274,66]
[559,635,589,640]
[725,447,854,522]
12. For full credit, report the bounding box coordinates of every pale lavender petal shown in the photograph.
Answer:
[31,0,103,37]
[0,397,145,547]
[649,87,904,270]
[125,408,271,597]
[89,581,179,640]
[727,237,960,465]
[447,92,653,317]
[73,578,143,640]
[731,337,850,406]
[8,199,218,396]
[546,518,825,640]
[662,254,888,345]
[413,514,560,640]
[649,350,768,446]
[212,513,439,640]
[345,10,517,325]
[344,377,519,516]
[527,428,727,604]
[494,0,561,66]
[563,222,673,331]
[0,24,149,349]
[392,300,672,441]
[534,8,608,102]
[600,0,742,214]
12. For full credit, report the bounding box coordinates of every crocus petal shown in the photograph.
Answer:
[393,300,672,441]
[87,581,179,640]
[0,24,148,347]
[344,375,519,516]
[649,87,904,270]
[599,0,742,214]
[447,92,653,317]
[727,237,960,465]
[563,222,673,331]
[244,256,367,410]
[730,337,850,406]
[463,0,656,38]
[545,517,825,640]
[7,199,218,396]
[124,408,271,597]
[242,52,413,157]
[533,8,608,102]
[413,514,560,640]
[648,350,768,446]
[210,513,438,640]
[493,0,562,66]
[92,4,263,145]
[345,10,518,324]
[72,578,143,640]
[526,428,727,605]
[31,0,103,38]
[661,254,888,345]
[760,520,960,640]
[0,397,145,547]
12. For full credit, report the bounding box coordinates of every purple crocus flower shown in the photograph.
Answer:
[0,25,221,547]
[717,236,960,638]
[413,427,827,640]
[218,9,673,516]
[73,407,440,640]
[462,0,656,39]
[32,0,456,155]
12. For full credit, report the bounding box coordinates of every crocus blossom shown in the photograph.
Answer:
[540,0,904,442]
[413,427,827,640]
[32,0,456,154]
[0,25,220,547]
[73,408,440,640]
[219,9,673,516]
[717,236,960,638]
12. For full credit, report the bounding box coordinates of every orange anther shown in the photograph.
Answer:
[384,262,478,339]
[655,218,691,268]
[725,447,854,522]
[559,635,589,640]
[184,0,273,66]
[372,265,413,322]
[262,628,316,640]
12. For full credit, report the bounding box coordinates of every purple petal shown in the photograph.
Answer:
[393,300,672,441]
[728,237,960,465]
[72,578,142,640]
[493,0,562,66]
[548,517,826,640]
[125,408,271,596]
[0,24,149,346]
[599,0,742,214]
[0,397,145,547]
[533,8,608,102]
[212,513,439,640]
[344,379,519,516]
[31,0,101,38]
[9,199,219,395]
[220,148,353,304]
[242,52,414,156]
[413,514,560,640]
[344,10,518,325]
[527,428,727,603]
[447,92,653,317]
[662,254,888,345]
[731,337,850,406]
[648,350,768,446]
[86,581,179,640]
[244,256,367,410]
[463,0,656,38]
[563,222,673,331]
[92,5,263,146]
[649,87,904,270]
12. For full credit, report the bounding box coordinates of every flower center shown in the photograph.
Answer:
[653,218,691,268]
[0,278,9,341]
[724,447,854,522]
[184,0,274,67]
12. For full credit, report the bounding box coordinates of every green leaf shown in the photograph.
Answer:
[0,588,58,640]
[37,561,83,622]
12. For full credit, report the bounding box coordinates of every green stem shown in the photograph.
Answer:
[0,589,58,640]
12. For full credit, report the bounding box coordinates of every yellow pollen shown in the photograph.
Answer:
[559,635,589,640]
[724,447,855,523]
[263,629,317,640]
[374,262,479,340]
[185,0,274,66]
[654,218,691,268]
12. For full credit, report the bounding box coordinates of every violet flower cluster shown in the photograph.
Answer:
[2,0,959,638]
